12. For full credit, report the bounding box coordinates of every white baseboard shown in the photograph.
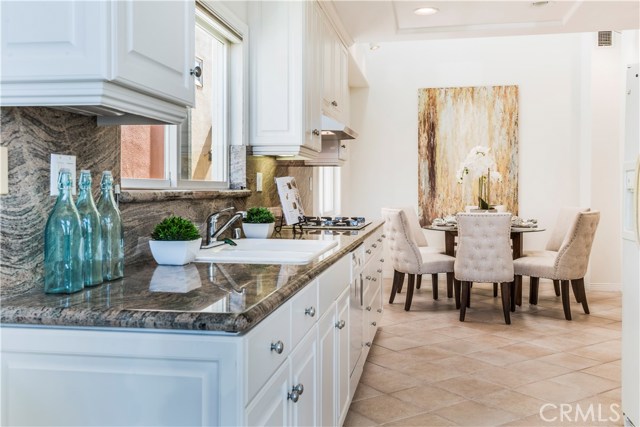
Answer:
[589,282,621,292]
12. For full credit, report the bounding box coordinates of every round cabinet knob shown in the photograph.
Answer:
[335,320,346,329]
[366,249,372,254]
[341,144,346,149]
[366,306,372,311]
[377,238,382,242]
[292,383,304,395]
[372,243,377,248]
[270,340,284,354]
[381,234,386,238]
[377,308,383,313]
[304,306,316,317]
[380,258,385,263]
[312,129,320,136]
[371,321,377,327]
[371,277,377,282]
[331,100,338,107]
[190,66,202,77]
[365,342,372,347]
[365,276,372,280]
[288,390,300,403]
[377,269,383,273]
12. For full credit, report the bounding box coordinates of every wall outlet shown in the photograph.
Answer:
[256,172,263,192]
[0,147,8,195]
[50,154,76,196]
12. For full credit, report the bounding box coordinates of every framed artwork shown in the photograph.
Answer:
[417,85,519,224]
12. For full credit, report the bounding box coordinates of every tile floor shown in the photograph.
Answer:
[344,278,622,426]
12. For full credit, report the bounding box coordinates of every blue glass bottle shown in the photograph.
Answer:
[44,168,84,294]
[97,171,124,281]
[76,170,103,286]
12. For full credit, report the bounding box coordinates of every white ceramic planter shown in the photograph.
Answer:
[242,222,275,239]
[148,238,202,265]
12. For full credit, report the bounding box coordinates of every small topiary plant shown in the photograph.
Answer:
[244,207,275,224]
[151,216,201,241]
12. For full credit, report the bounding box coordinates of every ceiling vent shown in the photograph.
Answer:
[598,31,613,47]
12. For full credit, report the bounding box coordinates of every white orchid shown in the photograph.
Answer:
[456,146,502,183]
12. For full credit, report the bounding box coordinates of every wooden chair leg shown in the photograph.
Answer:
[431,274,438,300]
[397,271,405,293]
[510,281,516,312]
[573,278,590,314]
[561,280,572,320]
[446,272,453,298]
[389,270,402,303]
[404,274,416,311]
[467,282,472,307]
[570,280,582,303]
[493,283,498,297]
[454,279,461,309]
[500,282,512,325]
[515,275,522,306]
[460,281,469,321]
[416,274,422,289]
[553,280,561,296]
[529,277,539,305]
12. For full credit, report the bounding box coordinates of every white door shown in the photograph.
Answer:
[290,330,318,427]
[246,362,290,427]
[336,288,351,426]
[318,307,336,427]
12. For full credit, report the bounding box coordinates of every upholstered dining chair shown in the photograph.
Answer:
[525,207,591,298]
[514,211,600,320]
[391,207,453,300]
[382,208,457,311]
[454,213,515,324]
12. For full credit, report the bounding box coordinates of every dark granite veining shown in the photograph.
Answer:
[1,222,383,334]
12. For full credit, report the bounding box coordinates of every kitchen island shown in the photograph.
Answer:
[1,222,385,427]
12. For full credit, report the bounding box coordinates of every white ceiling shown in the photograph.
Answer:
[330,0,640,44]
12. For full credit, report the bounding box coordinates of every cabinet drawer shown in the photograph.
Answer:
[318,255,350,316]
[364,231,384,264]
[290,279,319,349]
[246,303,292,404]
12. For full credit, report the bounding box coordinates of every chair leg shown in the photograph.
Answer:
[467,282,472,307]
[397,271,405,293]
[510,281,516,312]
[446,273,453,298]
[431,274,438,300]
[529,277,539,305]
[561,280,572,320]
[500,282,512,325]
[454,279,461,309]
[389,270,402,303]
[570,280,582,303]
[553,280,561,296]
[573,278,590,314]
[493,283,498,297]
[460,281,470,321]
[404,274,416,311]
[416,274,422,289]
[515,275,522,306]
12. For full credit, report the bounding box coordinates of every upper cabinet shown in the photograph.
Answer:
[0,0,195,125]
[248,1,323,157]
[322,22,349,125]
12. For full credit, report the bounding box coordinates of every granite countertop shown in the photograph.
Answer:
[1,222,383,334]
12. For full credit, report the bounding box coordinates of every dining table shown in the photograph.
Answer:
[424,224,545,306]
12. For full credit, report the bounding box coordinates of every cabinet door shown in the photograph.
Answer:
[246,361,290,427]
[336,288,351,426]
[112,0,195,106]
[321,17,334,114]
[290,329,318,427]
[304,3,322,152]
[318,308,336,427]
[332,42,348,122]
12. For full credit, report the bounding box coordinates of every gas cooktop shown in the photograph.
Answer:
[299,216,371,230]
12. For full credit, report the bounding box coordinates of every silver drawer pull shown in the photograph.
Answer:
[366,306,372,311]
[371,277,377,282]
[380,258,385,263]
[381,234,386,238]
[331,100,338,107]
[288,390,300,403]
[371,321,377,326]
[312,129,320,136]
[270,340,284,354]
[377,238,382,242]
[377,308,382,313]
[304,306,316,317]
[365,342,372,347]
[366,249,372,254]
[377,269,382,273]
[335,320,346,329]
[292,383,304,395]
[365,275,372,280]
[372,243,377,248]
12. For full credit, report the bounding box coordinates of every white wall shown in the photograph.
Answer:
[344,32,631,289]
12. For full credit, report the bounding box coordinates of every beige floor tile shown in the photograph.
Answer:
[518,379,594,403]
[474,389,548,417]
[433,325,488,338]
[568,340,621,363]
[537,352,602,370]
[527,334,586,351]
[434,400,519,426]
[348,394,424,425]
[395,360,463,383]
[359,365,422,394]
[402,345,457,361]
[499,342,556,359]
[374,332,430,351]
[507,359,572,381]
[430,354,496,374]
[549,372,619,395]
[430,337,496,354]
[601,387,621,401]
[368,343,394,358]
[352,383,385,402]
[582,361,621,381]
[432,376,507,399]
[343,410,378,427]
[367,350,426,370]
[462,333,516,348]
[465,347,530,366]
[390,384,466,412]
[383,412,453,426]
[570,394,624,426]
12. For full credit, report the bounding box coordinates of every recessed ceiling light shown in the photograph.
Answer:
[414,7,439,16]
[531,1,550,7]
[369,43,380,51]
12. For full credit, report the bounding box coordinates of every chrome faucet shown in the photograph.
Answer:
[204,207,246,247]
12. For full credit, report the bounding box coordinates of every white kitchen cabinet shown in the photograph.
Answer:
[0,0,194,124]
[248,1,322,157]
[336,288,351,425]
[304,139,349,166]
[322,19,349,124]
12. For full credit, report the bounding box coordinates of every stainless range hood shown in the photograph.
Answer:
[321,115,358,140]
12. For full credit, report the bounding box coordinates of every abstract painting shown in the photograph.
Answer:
[417,85,519,224]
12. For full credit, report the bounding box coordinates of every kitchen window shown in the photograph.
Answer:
[121,3,243,190]
[317,167,341,216]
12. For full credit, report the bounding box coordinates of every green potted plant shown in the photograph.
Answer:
[242,207,276,239]
[149,216,202,265]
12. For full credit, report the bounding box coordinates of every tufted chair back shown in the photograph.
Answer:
[381,208,423,274]
[554,211,600,279]
[401,206,429,247]
[454,213,514,283]
[545,207,591,251]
